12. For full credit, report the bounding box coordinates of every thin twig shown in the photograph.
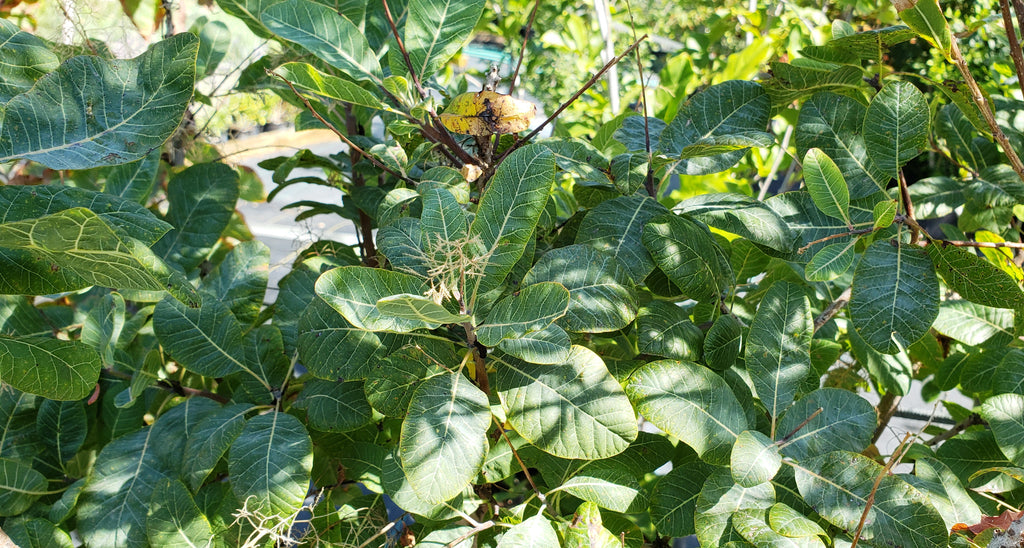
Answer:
[926,413,985,446]
[382,0,426,100]
[1000,0,1024,100]
[813,286,852,332]
[496,419,549,511]
[850,432,913,548]
[939,239,1024,249]
[871,392,903,445]
[624,0,655,198]
[778,407,823,445]
[508,0,541,96]
[950,38,1024,185]
[344,103,378,266]
[270,71,416,185]
[798,228,876,254]
[101,368,229,404]
[462,322,490,395]
[444,520,495,547]
[357,513,410,548]
[490,35,648,168]
[897,170,919,244]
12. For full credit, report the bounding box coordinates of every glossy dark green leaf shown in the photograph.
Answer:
[0,19,59,103]
[0,335,100,401]
[146,479,216,547]
[153,162,239,273]
[469,145,554,296]
[746,281,812,427]
[403,0,486,79]
[794,451,948,548]
[850,239,939,354]
[183,404,253,490]
[296,379,373,433]
[200,240,269,326]
[36,400,86,467]
[0,458,48,516]
[522,244,637,333]
[864,81,929,177]
[794,93,889,198]
[649,461,709,538]
[0,34,198,169]
[3,518,74,548]
[636,300,703,361]
[575,195,668,283]
[364,345,445,417]
[400,372,490,503]
[229,411,313,517]
[643,214,727,303]
[297,296,397,381]
[261,0,382,83]
[495,346,637,460]
[928,242,1024,309]
[625,360,747,465]
[153,296,251,379]
[78,428,170,548]
[705,314,742,370]
[81,292,125,367]
[776,388,877,462]
[676,193,795,254]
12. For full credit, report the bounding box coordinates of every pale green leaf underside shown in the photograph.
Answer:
[316,267,434,332]
[376,294,468,326]
[228,412,313,518]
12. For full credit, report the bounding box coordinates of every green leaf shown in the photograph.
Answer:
[403,0,485,79]
[563,502,621,548]
[78,428,170,548]
[695,468,775,547]
[4,518,74,548]
[377,218,431,277]
[295,379,373,433]
[872,199,897,229]
[805,240,857,282]
[297,297,395,380]
[649,461,709,538]
[0,184,169,245]
[153,296,252,378]
[0,34,198,169]
[0,208,199,306]
[200,240,269,326]
[153,162,240,273]
[364,345,445,417]
[794,451,948,548]
[863,81,929,177]
[380,448,461,520]
[497,514,560,548]
[636,300,703,361]
[908,457,982,530]
[932,300,1014,346]
[375,294,469,325]
[928,243,1024,309]
[420,185,468,261]
[192,16,231,80]
[400,371,490,503]
[776,388,877,462]
[0,335,100,400]
[827,25,917,59]
[261,0,383,83]
[768,503,827,539]
[766,191,875,262]
[803,148,851,226]
[183,404,253,490]
[643,214,728,303]
[477,282,570,347]
[81,292,126,367]
[982,393,1024,467]
[795,93,889,198]
[0,18,60,103]
[496,323,572,365]
[553,463,647,513]
[850,239,939,354]
[146,479,216,547]
[732,431,782,487]
[895,0,953,59]
[522,244,637,333]
[495,346,637,460]
[625,359,748,465]
[610,153,649,195]
[705,314,743,370]
[469,144,555,295]
[732,508,826,548]
[676,193,795,254]
[316,267,435,332]
[658,81,771,175]
[229,411,313,517]
[0,458,48,516]
[575,195,668,283]
[678,132,776,158]
[272,62,388,111]
[36,400,86,467]
[761,62,864,108]
[237,324,290,403]
[746,281,812,428]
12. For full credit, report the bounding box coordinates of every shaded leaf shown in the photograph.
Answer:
[146,479,216,547]
[295,379,373,433]
[732,430,782,487]
[0,458,47,516]
[228,411,313,517]
[477,282,569,347]
[0,335,100,401]
[636,300,703,361]
[863,81,929,177]
[776,388,877,462]
[746,281,812,427]
[576,195,668,283]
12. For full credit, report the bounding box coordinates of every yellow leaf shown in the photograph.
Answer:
[439,91,536,136]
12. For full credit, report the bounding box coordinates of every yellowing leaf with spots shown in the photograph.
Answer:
[440,90,536,135]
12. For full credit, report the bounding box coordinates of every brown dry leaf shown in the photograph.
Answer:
[954,509,1024,535]
[440,90,536,136]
